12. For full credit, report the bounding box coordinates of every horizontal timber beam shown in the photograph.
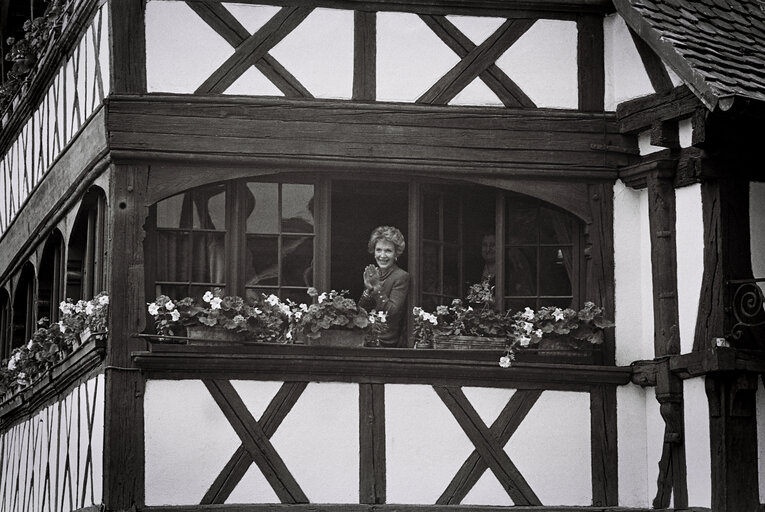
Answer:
[132,342,631,390]
[140,504,711,512]
[616,85,705,134]
[106,95,631,179]
[167,0,614,17]
[631,347,765,386]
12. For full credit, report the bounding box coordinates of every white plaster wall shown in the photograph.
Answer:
[144,379,359,505]
[751,182,765,293]
[604,14,654,111]
[617,384,649,507]
[0,374,104,512]
[685,377,711,508]
[676,185,704,354]
[614,180,655,365]
[387,385,591,505]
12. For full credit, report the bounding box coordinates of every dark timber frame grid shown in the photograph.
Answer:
[100,0,623,510]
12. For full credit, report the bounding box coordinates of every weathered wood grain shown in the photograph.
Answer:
[590,385,617,506]
[577,15,604,112]
[628,27,673,94]
[353,11,376,101]
[359,383,385,504]
[616,85,704,134]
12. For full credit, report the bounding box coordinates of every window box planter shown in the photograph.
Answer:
[185,325,248,345]
[303,329,366,348]
[433,335,506,351]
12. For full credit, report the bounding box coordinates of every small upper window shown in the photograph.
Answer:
[67,188,105,301]
[12,263,35,350]
[38,230,64,322]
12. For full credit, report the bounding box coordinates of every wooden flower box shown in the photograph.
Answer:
[433,335,507,351]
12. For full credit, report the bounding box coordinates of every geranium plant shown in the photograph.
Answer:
[292,288,386,343]
[1,292,109,398]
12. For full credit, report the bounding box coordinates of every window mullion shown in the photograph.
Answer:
[495,191,505,312]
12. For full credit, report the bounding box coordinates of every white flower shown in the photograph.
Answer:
[318,292,328,304]
[413,307,423,317]
[376,311,387,322]
[59,301,72,315]
[534,329,543,338]
[75,301,86,313]
[210,297,222,310]
[522,321,533,334]
[203,291,214,303]
[519,335,531,347]
[286,330,293,340]
[280,304,291,316]
[58,321,66,333]
[99,295,109,306]
[26,340,33,350]
[294,311,302,320]
[148,303,160,316]
[253,308,262,315]
[299,303,308,312]
[467,306,473,312]
[7,358,16,370]
[17,372,26,380]
[552,308,565,321]
[425,312,438,325]
[170,310,180,322]
[499,355,512,368]
[266,295,280,306]
[521,307,535,320]
[85,303,95,315]
[233,314,245,323]
[165,301,175,311]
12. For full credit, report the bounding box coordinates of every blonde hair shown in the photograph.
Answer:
[367,226,406,257]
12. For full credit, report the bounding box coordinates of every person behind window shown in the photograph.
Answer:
[359,226,410,348]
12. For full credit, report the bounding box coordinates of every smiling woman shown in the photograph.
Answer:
[359,226,411,348]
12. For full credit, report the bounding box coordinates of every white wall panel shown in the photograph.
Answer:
[676,184,704,354]
[685,377,711,508]
[604,14,654,111]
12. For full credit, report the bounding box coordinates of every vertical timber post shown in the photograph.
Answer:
[104,1,147,511]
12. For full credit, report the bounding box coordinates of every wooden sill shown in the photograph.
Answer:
[631,346,765,386]
[132,341,630,391]
[0,337,106,423]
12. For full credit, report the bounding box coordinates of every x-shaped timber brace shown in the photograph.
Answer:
[186,2,538,107]
[200,380,543,505]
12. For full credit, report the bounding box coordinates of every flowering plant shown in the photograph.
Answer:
[1,292,109,398]
[147,289,290,343]
[292,288,386,342]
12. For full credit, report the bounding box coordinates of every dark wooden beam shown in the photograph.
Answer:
[107,95,631,179]
[631,347,765,385]
[417,18,534,105]
[132,343,633,390]
[102,163,149,511]
[109,0,145,94]
[706,373,760,512]
[627,27,673,94]
[352,11,376,101]
[359,383,385,504]
[590,386,617,506]
[577,14,604,112]
[142,504,709,512]
[419,15,535,108]
[616,85,704,134]
[617,151,677,190]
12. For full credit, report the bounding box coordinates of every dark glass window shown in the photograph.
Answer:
[12,263,35,349]
[38,230,64,322]
[67,189,105,301]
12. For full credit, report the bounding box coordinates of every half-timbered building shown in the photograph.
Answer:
[0,0,763,511]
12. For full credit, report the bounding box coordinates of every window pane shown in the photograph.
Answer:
[246,236,278,286]
[505,247,537,296]
[444,196,460,243]
[539,297,574,309]
[156,231,189,282]
[246,288,278,302]
[506,202,537,244]
[156,194,186,228]
[443,245,460,298]
[247,183,279,234]
[539,207,574,245]
[504,298,532,313]
[539,247,572,296]
[282,184,314,233]
[156,284,190,301]
[282,288,311,305]
[281,236,313,286]
[422,242,441,294]
[190,232,226,284]
[196,187,226,229]
[421,294,441,311]
[423,194,439,240]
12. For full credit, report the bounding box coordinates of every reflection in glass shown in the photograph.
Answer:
[282,184,314,233]
[539,297,574,309]
[422,242,441,293]
[191,232,226,284]
[246,236,278,286]
[155,231,189,282]
[539,247,572,296]
[156,195,185,228]
[423,194,439,240]
[444,246,460,298]
[506,202,537,244]
[444,196,459,243]
[281,236,313,286]
[247,183,279,234]
[539,207,573,244]
[505,247,537,296]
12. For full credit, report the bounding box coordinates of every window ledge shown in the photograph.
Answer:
[631,346,765,386]
[133,341,631,390]
[0,337,106,424]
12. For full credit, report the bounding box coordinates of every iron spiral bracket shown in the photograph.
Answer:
[727,278,765,340]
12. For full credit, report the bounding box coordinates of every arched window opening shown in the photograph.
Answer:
[38,230,64,322]
[0,288,10,360]
[67,189,105,301]
[12,263,35,349]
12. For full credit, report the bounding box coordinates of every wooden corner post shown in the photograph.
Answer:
[104,1,147,511]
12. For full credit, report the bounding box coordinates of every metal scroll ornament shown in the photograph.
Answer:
[728,279,765,340]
